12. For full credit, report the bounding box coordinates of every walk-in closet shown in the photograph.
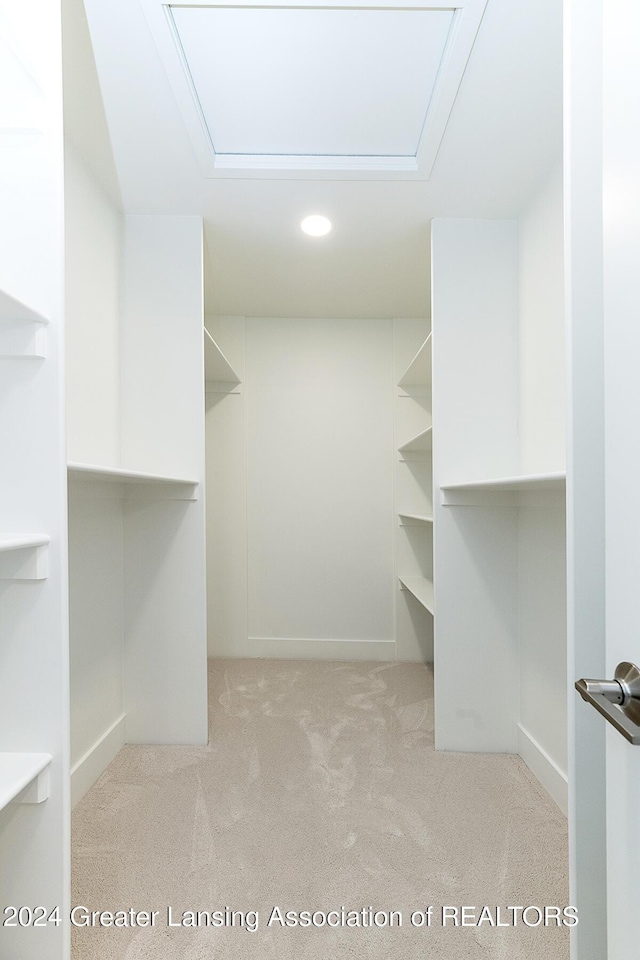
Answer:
[0,0,586,956]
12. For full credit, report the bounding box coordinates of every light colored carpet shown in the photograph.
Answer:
[72,659,569,959]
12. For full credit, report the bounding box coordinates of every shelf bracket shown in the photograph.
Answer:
[0,319,47,358]
[15,766,50,804]
[0,542,49,580]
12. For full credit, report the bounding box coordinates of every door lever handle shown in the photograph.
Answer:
[575,661,640,744]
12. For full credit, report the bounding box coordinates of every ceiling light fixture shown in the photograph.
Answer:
[301,215,332,237]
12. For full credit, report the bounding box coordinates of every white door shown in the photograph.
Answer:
[568,1,640,957]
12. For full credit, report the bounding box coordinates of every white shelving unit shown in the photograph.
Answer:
[0,4,70,958]
[394,323,434,661]
[0,753,52,810]
[66,214,208,805]
[1,11,210,952]
[432,216,568,814]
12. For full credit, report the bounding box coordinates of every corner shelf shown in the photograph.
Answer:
[67,463,199,500]
[441,471,566,505]
[398,426,433,456]
[399,575,434,614]
[399,513,433,524]
[398,333,432,390]
[0,753,51,810]
[0,534,50,580]
[204,327,241,391]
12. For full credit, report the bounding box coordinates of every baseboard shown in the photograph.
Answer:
[247,636,396,661]
[517,723,568,816]
[71,713,126,809]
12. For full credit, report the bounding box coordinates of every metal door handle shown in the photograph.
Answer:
[575,661,640,744]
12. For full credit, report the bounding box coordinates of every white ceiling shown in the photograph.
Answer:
[80,0,562,318]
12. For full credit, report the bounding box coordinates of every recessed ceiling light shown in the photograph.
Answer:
[301,215,332,237]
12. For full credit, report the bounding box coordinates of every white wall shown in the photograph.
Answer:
[246,318,394,657]
[206,316,399,661]
[65,142,122,466]
[518,160,566,474]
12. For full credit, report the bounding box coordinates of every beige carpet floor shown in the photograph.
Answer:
[72,659,569,959]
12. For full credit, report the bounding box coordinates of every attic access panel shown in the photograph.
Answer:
[141,0,488,178]
[170,7,452,157]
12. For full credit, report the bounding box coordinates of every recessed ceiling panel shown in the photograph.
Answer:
[169,6,454,158]
[137,0,489,177]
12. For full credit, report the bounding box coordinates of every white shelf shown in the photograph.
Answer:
[0,534,49,580]
[441,471,566,505]
[398,333,432,389]
[0,753,51,810]
[0,534,49,553]
[67,463,199,501]
[399,575,434,614]
[399,513,433,524]
[398,426,433,455]
[204,327,241,386]
[68,462,197,485]
[441,471,565,493]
